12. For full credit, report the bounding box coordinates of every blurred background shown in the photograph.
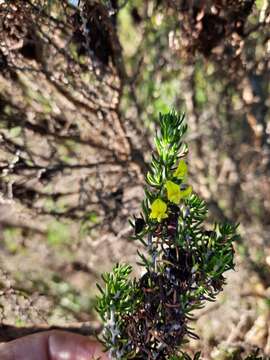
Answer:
[0,0,269,358]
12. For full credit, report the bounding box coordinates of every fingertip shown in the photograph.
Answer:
[48,331,108,360]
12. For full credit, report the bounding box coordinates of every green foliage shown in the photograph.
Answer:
[47,220,70,246]
[96,264,140,321]
[146,111,188,188]
[119,4,182,125]
[215,347,266,360]
[96,264,141,359]
[96,111,239,359]
[8,126,22,138]
[169,352,201,360]
[80,211,100,236]
[3,227,23,254]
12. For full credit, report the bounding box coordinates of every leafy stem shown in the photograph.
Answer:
[96,111,239,360]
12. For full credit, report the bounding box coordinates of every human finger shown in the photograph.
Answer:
[0,330,108,360]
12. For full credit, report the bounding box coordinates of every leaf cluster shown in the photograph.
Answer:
[146,111,188,188]
[96,264,141,359]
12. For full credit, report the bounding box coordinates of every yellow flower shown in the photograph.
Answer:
[150,198,168,222]
[173,160,188,179]
[165,180,181,204]
[165,181,193,204]
[180,185,192,198]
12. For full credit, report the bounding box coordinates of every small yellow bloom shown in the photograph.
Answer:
[165,181,193,204]
[173,160,188,179]
[165,180,181,204]
[180,185,192,198]
[150,198,168,222]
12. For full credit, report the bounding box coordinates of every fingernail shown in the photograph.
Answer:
[48,331,94,360]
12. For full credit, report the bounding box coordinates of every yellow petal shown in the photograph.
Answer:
[165,180,181,204]
[174,160,188,179]
[150,198,168,222]
[180,185,192,199]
